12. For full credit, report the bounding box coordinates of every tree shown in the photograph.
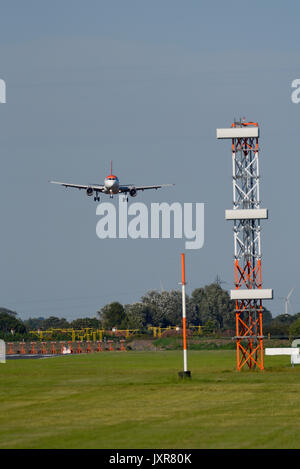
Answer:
[41,316,70,330]
[290,318,300,338]
[70,317,101,329]
[191,283,235,330]
[140,291,166,326]
[202,320,217,335]
[0,307,17,317]
[262,307,273,326]
[124,303,155,329]
[264,312,295,337]
[0,308,27,335]
[24,317,45,330]
[264,320,289,337]
[273,314,294,325]
[98,302,127,329]
[141,290,195,327]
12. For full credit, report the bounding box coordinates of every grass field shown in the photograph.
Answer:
[1,350,300,449]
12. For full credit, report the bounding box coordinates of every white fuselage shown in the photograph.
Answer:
[104,175,120,194]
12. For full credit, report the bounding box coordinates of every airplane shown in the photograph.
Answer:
[50,161,174,202]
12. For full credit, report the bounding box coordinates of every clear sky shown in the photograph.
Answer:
[0,1,300,320]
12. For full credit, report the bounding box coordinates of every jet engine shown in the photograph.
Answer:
[86,186,94,197]
[129,187,137,197]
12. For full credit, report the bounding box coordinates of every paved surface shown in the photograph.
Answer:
[5,354,63,360]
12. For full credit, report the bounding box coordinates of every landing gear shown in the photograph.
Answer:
[123,195,129,202]
[94,195,100,202]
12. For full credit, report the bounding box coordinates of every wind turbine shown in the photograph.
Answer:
[281,288,294,315]
[214,275,228,287]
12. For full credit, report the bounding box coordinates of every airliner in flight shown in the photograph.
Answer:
[50,162,174,201]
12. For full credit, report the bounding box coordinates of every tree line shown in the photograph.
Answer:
[1,282,300,340]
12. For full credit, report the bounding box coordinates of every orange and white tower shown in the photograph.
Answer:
[179,253,191,378]
[217,120,273,370]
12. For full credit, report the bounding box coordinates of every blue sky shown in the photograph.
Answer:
[0,1,300,319]
[1,1,299,52]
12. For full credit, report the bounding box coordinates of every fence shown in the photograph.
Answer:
[5,340,127,355]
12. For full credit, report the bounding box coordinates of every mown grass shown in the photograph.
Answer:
[0,350,300,449]
[153,336,236,350]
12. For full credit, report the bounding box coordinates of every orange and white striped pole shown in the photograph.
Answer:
[179,253,191,378]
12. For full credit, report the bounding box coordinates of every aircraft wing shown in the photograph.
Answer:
[50,181,105,192]
[118,184,174,193]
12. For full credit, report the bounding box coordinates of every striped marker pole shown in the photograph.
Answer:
[179,253,191,379]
